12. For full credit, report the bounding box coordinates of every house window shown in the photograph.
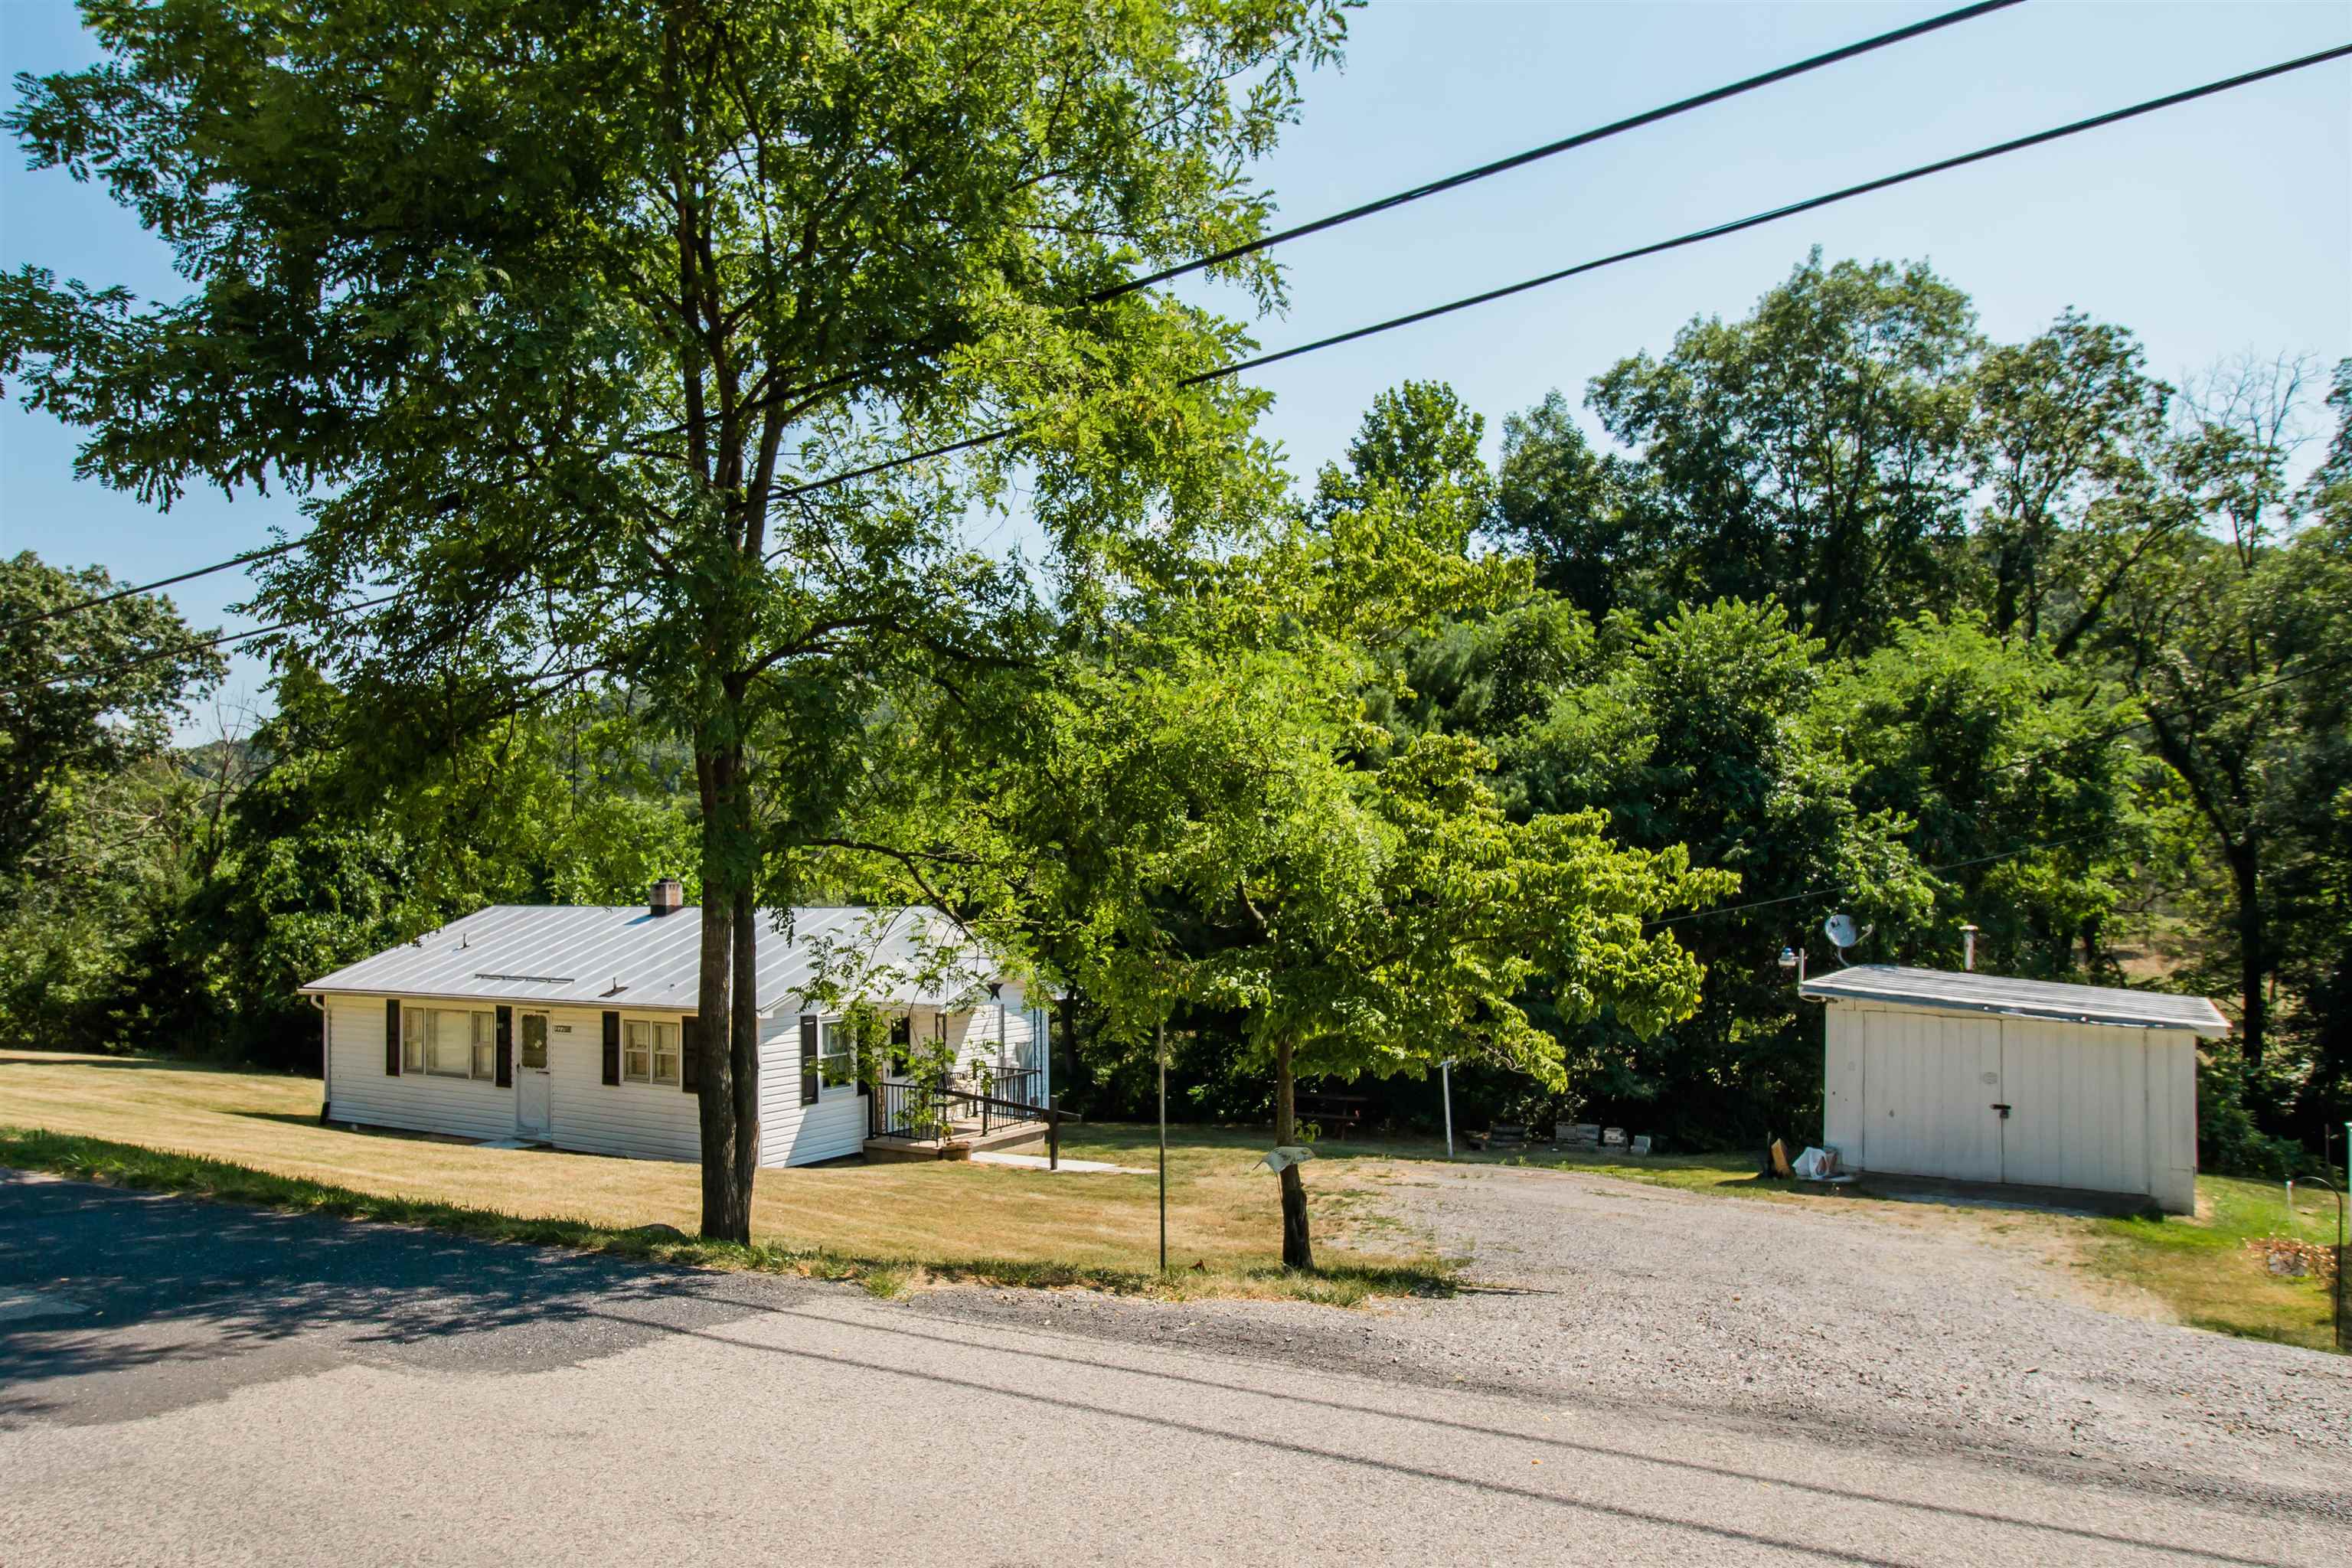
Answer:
[408,1007,495,1080]
[625,1020,680,1086]
[818,1021,858,1093]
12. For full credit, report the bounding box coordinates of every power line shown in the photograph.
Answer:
[1646,831,2110,930]
[30,2,2024,622]
[34,39,2352,651]
[26,536,307,627]
[771,41,2350,536]
[1102,0,2027,299]
[13,593,402,696]
[1197,41,2352,382]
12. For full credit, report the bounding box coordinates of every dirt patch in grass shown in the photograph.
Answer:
[0,1050,1452,1305]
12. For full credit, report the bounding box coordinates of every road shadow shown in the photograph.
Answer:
[0,1172,792,1424]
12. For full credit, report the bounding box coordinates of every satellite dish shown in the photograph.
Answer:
[1823,912,1873,965]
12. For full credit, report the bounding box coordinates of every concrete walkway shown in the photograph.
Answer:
[969,1150,1137,1173]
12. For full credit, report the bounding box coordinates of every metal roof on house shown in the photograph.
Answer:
[299,905,998,1014]
[1798,964,2230,1036]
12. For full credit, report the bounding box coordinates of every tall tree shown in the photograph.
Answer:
[1500,599,1933,1142]
[1821,612,2139,977]
[5,0,1344,1240]
[1966,310,2172,652]
[1576,251,1981,652]
[0,552,224,1049]
[2099,354,2328,1076]
[0,553,225,877]
[1491,389,1656,622]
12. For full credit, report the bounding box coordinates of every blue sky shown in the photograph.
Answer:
[4,0,2348,733]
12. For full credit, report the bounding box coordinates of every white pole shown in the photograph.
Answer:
[1441,1060,1455,1160]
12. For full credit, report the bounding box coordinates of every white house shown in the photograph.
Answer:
[1802,964,2228,1213]
[299,882,1050,1166]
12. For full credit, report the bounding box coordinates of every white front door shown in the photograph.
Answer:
[516,1012,552,1139]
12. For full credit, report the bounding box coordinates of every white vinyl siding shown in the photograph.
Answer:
[545,1008,700,1161]
[327,992,1011,1169]
[757,1011,867,1166]
[324,997,514,1142]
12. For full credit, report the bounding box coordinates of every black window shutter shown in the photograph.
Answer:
[889,1015,911,1076]
[856,1023,870,1097]
[799,1014,819,1106]
[495,1006,513,1088]
[385,998,401,1076]
[681,1016,700,1093]
[602,1011,622,1086]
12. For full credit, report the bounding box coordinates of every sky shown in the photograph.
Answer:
[3,0,2348,735]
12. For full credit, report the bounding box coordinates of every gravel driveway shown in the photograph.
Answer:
[918,1161,2352,1520]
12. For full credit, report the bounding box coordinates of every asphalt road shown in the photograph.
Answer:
[0,1170,2338,1567]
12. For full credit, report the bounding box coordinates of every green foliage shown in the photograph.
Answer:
[0,552,226,874]
[180,671,704,1069]
[0,553,227,1050]
[1491,599,1930,1142]
[1576,251,1981,653]
[1821,612,2140,976]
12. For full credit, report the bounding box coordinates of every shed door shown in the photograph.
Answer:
[1998,1018,2148,1195]
[1860,1008,2001,1184]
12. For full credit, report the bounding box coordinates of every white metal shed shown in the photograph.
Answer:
[1800,965,2230,1214]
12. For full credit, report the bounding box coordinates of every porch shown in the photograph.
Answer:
[862,1070,1073,1165]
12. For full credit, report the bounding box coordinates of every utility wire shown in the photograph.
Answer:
[26,536,308,626]
[773,40,2352,540]
[13,593,403,694]
[1199,41,2352,382]
[1646,831,2111,929]
[32,38,2351,647]
[30,1,2026,623]
[1101,0,2027,299]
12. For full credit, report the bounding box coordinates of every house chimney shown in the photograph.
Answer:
[649,877,684,917]
[1961,923,1979,972]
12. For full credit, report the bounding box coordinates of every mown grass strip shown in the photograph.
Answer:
[0,1125,1455,1307]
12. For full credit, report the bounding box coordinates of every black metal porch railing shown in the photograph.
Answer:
[867,1070,1078,1166]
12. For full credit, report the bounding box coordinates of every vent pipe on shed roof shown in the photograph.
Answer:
[1961,923,1978,972]
[649,877,684,917]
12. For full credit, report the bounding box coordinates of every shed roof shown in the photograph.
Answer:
[1798,964,2229,1036]
[299,904,998,1014]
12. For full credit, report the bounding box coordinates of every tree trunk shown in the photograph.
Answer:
[1273,1035,1313,1271]
[2227,841,2267,1076]
[694,735,755,1244]
[729,883,762,1223]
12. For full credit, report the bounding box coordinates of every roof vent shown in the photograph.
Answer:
[649,877,684,917]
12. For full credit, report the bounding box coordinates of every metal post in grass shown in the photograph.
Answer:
[2338,1123,2350,1352]
[1441,1058,1455,1160]
[1158,1018,1168,1275]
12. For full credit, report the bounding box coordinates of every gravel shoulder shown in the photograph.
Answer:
[912,1160,2352,1519]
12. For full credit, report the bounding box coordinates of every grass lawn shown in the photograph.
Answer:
[0,1049,1452,1305]
[2084,1175,2344,1351]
